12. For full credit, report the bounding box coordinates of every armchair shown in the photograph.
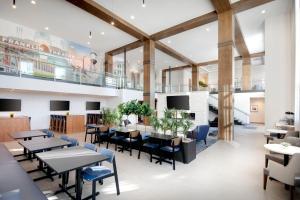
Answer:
[189,125,209,145]
[264,153,300,200]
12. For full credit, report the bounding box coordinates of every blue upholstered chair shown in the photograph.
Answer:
[42,129,54,138]
[84,143,97,151]
[81,148,120,199]
[159,137,182,170]
[60,135,69,141]
[138,132,159,162]
[195,125,209,145]
[67,138,79,147]
[121,131,140,156]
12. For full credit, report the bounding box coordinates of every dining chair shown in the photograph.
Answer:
[95,126,110,146]
[159,137,182,170]
[138,132,159,162]
[109,131,126,151]
[264,153,300,200]
[67,137,79,147]
[81,148,120,200]
[85,125,96,143]
[121,130,140,156]
[84,143,97,151]
[42,129,54,138]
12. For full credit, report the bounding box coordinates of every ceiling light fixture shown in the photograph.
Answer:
[89,31,92,39]
[31,0,36,5]
[167,40,171,44]
[44,27,49,31]
[205,27,210,32]
[87,41,90,45]
[12,0,16,9]
[261,10,266,14]
[130,15,135,20]
[142,0,146,8]
[111,21,115,26]
[101,31,105,35]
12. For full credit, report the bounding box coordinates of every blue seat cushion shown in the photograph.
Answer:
[83,166,112,181]
[123,138,138,143]
[160,146,180,152]
[111,135,125,140]
[0,189,21,200]
[143,143,159,149]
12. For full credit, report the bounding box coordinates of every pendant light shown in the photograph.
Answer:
[12,0,16,9]
[142,0,146,8]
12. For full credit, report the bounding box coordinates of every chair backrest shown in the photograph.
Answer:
[141,132,150,140]
[130,130,140,138]
[99,148,115,163]
[100,126,109,132]
[84,143,96,151]
[285,131,300,138]
[196,125,210,140]
[285,137,300,147]
[68,138,79,147]
[171,137,182,147]
[60,135,69,141]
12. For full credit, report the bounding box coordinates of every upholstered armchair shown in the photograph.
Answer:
[264,153,300,200]
[191,125,209,145]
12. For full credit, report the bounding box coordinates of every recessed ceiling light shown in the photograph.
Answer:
[12,0,16,9]
[167,40,171,44]
[31,0,36,5]
[44,27,49,31]
[87,41,90,45]
[130,15,135,20]
[101,32,105,35]
[111,21,115,26]
[205,27,210,32]
[261,10,266,14]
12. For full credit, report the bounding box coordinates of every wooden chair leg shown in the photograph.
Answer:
[263,174,268,190]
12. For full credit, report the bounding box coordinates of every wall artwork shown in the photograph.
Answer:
[250,105,258,112]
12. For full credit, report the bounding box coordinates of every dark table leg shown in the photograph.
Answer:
[284,154,289,166]
[75,168,83,200]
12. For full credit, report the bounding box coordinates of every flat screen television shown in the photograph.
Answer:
[86,102,100,110]
[166,95,189,110]
[50,100,70,111]
[0,99,21,112]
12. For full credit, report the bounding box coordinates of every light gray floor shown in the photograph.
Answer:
[3,125,300,200]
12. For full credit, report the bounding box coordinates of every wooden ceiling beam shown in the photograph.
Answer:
[234,17,250,57]
[232,0,274,14]
[210,0,232,13]
[107,40,144,56]
[155,41,196,66]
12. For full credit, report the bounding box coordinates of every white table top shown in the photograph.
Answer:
[264,144,300,155]
[266,129,288,134]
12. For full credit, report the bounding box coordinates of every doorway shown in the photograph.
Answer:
[250,97,265,124]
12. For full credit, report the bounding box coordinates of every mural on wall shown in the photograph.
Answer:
[0,19,102,84]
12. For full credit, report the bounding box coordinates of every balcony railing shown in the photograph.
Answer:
[0,51,142,90]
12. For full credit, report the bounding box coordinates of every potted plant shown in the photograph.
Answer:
[139,102,153,131]
[150,114,160,133]
[179,111,194,140]
[102,108,118,127]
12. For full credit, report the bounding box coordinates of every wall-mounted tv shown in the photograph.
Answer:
[166,95,189,110]
[86,102,100,110]
[0,99,21,112]
[50,100,70,111]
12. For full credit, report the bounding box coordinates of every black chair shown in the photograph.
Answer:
[95,126,109,146]
[121,130,140,156]
[85,125,96,143]
[138,132,159,162]
[208,117,218,127]
[109,131,126,151]
[159,137,182,170]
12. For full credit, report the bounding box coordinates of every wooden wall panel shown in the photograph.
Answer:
[104,53,113,73]
[66,115,85,134]
[192,65,198,91]
[0,116,30,142]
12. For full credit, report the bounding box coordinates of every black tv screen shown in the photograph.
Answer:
[167,95,189,110]
[50,101,70,111]
[0,99,21,112]
[86,102,100,110]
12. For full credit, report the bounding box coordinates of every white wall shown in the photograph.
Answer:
[0,90,109,130]
[0,75,118,97]
[157,91,209,127]
[265,10,294,128]
[294,0,300,130]
[209,92,265,124]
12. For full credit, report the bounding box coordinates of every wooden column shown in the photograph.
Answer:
[162,70,167,93]
[242,57,251,91]
[104,53,113,73]
[218,9,234,141]
[143,39,155,112]
[192,65,198,91]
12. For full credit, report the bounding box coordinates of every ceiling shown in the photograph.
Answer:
[94,0,215,35]
[0,0,293,71]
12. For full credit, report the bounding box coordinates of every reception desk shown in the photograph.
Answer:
[0,116,30,142]
[66,115,85,134]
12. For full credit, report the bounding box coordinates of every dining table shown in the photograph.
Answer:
[264,143,300,166]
